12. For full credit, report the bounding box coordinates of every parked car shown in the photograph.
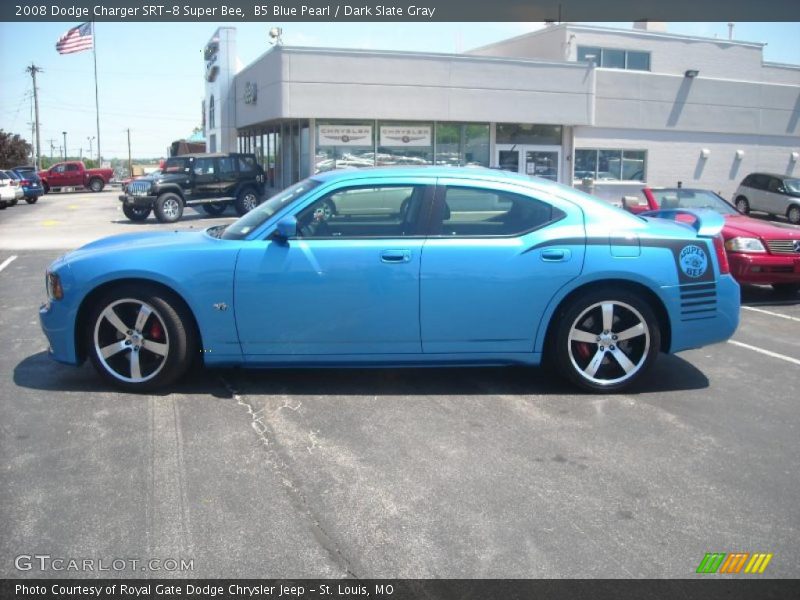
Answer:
[0,170,24,208]
[733,173,800,224]
[639,187,800,294]
[9,169,44,204]
[40,167,739,393]
[38,161,114,193]
[118,153,265,223]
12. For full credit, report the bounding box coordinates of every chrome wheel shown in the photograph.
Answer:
[242,192,258,212]
[567,300,650,387]
[162,197,180,219]
[93,298,170,384]
[788,205,800,225]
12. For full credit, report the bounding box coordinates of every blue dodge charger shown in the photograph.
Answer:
[39,167,739,393]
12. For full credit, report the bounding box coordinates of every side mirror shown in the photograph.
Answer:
[273,216,297,242]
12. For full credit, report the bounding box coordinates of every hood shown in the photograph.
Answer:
[723,214,800,241]
[66,230,213,262]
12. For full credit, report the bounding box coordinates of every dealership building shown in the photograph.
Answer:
[203,22,799,200]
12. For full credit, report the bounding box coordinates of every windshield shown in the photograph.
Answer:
[650,189,739,216]
[784,179,800,194]
[221,179,321,240]
[162,157,190,173]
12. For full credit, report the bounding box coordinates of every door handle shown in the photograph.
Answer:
[380,250,411,264]
[540,248,571,262]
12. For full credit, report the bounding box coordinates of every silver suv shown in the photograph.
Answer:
[734,173,800,224]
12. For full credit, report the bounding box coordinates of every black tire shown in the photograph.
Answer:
[122,204,152,222]
[735,196,750,214]
[154,192,184,223]
[25,197,38,204]
[202,202,228,216]
[234,187,260,216]
[9,198,18,206]
[88,178,104,192]
[553,287,661,393]
[0,202,6,210]
[42,183,49,194]
[787,204,800,225]
[772,283,800,295]
[85,283,197,392]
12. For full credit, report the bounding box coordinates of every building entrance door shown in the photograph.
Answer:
[495,145,561,182]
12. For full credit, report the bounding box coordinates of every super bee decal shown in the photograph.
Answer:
[678,244,709,279]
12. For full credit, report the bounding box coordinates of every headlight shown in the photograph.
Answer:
[724,237,766,253]
[46,271,63,300]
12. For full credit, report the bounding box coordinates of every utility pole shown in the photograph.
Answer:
[47,138,56,163]
[87,136,95,163]
[62,131,67,161]
[126,128,132,178]
[25,64,43,170]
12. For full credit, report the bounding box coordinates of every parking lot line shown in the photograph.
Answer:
[0,255,17,273]
[742,305,800,323]
[728,339,800,367]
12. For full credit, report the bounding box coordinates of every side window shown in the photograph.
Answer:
[767,178,782,193]
[751,174,768,190]
[194,158,215,176]
[218,157,236,177]
[237,156,258,174]
[65,164,79,172]
[53,165,66,174]
[436,187,562,237]
[295,185,422,238]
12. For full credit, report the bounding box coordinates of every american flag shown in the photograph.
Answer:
[56,22,93,55]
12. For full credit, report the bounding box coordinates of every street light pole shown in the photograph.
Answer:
[126,128,133,179]
[62,131,67,161]
[87,136,95,163]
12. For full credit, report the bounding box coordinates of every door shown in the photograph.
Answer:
[47,164,70,187]
[217,156,238,197]
[420,179,585,354]
[766,176,789,214]
[191,156,218,198]
[234,181,432,357]
[495,145,561,182]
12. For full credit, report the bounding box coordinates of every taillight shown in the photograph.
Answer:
[20,179,30,186]
[713,235,730,275]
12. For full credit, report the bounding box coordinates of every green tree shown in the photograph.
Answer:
[0,130,32,169]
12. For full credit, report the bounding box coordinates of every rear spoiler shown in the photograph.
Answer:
[638,208,724,237]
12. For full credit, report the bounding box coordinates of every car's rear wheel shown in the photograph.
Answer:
[202,202,227,216]
[122,204,152,222]
[735,196,750,214]
[89,178,104,192]
[772,283,800,295]
[25,197,38,204]
[154,193,184,223]
[86,285,196,392]
[787,205,800,225]
[554,288,660,392]
[234,188,259,216]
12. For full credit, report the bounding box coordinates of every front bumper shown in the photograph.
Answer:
[39,299,80,365]
[728,252,800,285]
[119,193,156,208]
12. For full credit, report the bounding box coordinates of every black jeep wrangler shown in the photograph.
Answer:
[119,153,266,223]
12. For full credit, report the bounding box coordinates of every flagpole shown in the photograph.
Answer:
[92,21,101,165]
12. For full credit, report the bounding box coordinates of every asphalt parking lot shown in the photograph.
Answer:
[1,190,798,578]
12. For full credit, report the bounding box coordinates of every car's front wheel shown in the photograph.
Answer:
[25,197,38,204]
[554,288,660,392]
[154,193,184,223]
[735,196,750,214]
[787,204,800,225]
[234,188,260,216]
[86,285,196,392]
[122,204,152,222]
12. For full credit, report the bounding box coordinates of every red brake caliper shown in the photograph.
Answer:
[149,320,164,341]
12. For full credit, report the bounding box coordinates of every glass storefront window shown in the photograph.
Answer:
[601,48,626,69]
[315,121,376,173]
[377,121,434,166]
[496,124,562,145]
[574,148,647,182]
[435,123,489,167]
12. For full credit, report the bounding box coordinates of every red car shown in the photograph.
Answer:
[638,187,800,294]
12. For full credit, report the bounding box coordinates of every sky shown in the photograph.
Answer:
[1,21,798,160]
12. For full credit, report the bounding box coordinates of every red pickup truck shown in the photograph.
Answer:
[38,161,114,193]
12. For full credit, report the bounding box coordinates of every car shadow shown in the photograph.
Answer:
[14,351,708,397]
[740,284,800,307]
